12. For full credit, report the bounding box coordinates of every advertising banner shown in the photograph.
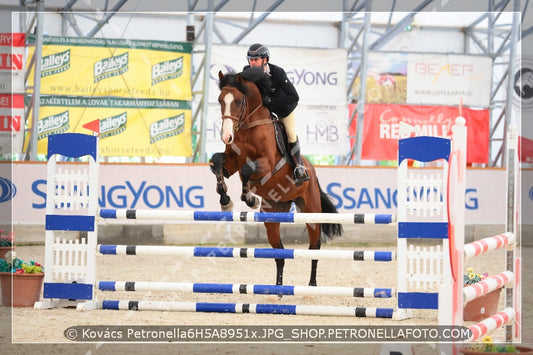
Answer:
[352,52,408,105]
[0,94,24,155]
[204,45,348,155]
[6,162,527,226]
[406,53,492,107]
[349,103,490,164]
[205,102,348,156]
[0,33,25,94]
[351,52,492,108]
[34,96,192,157]
[27,36,193,101]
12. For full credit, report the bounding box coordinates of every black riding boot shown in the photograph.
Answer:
[288,139,310,186]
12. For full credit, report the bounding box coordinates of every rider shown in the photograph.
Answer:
[243,43,310,186]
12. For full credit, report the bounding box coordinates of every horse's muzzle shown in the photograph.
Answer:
[221,118,234,145]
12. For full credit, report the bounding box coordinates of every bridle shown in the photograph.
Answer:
[221,87,273,131]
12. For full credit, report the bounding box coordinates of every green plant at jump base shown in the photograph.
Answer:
[0,251,43,274]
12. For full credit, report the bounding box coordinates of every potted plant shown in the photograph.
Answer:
[0,229,15,259]
[0,250,44,307]
[461,335,533,354]
[463,267,501,322]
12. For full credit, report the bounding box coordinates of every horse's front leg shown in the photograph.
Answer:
[210,152,234,211]
[240,160,260,209]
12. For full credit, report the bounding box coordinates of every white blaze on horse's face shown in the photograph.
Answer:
[221,91,235,145]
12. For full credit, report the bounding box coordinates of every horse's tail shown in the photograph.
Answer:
[318,182,343,241]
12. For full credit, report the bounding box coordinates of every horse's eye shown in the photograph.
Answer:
[235,100,242,106]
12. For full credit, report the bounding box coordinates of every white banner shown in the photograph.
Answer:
[203,45,348,155]
[406,53,492,107]
[5,162,529,226]
[0,33,25,94]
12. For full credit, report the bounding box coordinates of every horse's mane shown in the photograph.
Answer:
[218,67,272,98]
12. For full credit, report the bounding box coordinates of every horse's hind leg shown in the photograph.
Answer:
[296,192,322,287]
[264,222,285,287]
[210,153,233,211]
[306,222,321,286]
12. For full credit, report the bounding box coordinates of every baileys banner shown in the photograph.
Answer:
[26,36,193,157]
[27,36,192,100]
[36,96,191,157]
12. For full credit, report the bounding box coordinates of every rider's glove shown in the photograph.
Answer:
[262,95,272,107]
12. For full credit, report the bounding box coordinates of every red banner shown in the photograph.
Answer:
[520,136,533,164]
[349,103,489,164]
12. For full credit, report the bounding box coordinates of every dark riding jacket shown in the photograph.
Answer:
[243,63,299,118]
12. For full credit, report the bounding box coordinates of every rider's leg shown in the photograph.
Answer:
[281,112,310,186]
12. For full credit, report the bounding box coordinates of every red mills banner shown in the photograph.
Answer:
[349,103,489,164]
[0,33,25,94]
[0,94,24,154]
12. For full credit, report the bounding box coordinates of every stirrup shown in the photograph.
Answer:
[293,165,310,186]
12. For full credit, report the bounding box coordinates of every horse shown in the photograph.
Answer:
[209,67,343,289]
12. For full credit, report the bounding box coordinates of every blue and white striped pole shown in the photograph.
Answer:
[97,245,396,262]
[101,300,396,318]
[98,281,395,298]
[98,209,396,225]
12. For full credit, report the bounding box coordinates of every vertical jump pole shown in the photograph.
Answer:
[439,116,466,326]
[505,124,520,342]
[82,119,101,297]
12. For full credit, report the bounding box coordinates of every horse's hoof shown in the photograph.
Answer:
[293,166,310,186]
[251,197,260,209]
[247,196,260,209]
[221,200,234,212]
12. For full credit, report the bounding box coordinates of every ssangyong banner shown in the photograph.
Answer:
[33,96,192,157]
[26,36,192,101]
[204,45,348,155]
[0,94,24,155]
[407,53,492,107]
[0,33,25,94]
[7,162,530,226]
[349,103,490,164]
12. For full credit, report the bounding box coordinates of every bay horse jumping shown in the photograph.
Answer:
[210,67,343,288]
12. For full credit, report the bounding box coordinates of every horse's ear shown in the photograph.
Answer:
[236,73,243,83]
[218,71,224,80]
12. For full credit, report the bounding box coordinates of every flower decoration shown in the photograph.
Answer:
[465,335,518,353]
[0,229,14,247]
[464,267,489,285]
[0,251,43,274]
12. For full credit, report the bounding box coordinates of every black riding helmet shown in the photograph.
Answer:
[247,43,270,61]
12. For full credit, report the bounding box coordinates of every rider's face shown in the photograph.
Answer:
[248,57,266,69]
